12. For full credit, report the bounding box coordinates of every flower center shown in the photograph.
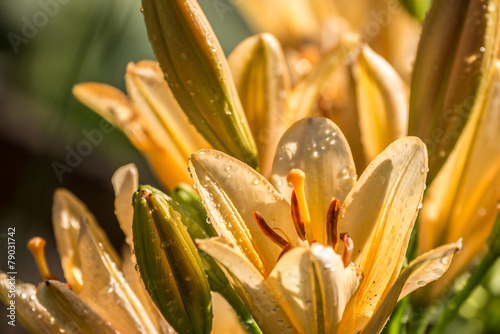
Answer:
[252,169,354,267]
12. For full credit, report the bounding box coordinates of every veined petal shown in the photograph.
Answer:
[73,83,190,189]
[0,274,64,333]
[338,137,427,332]
[112,163,139,246]
[126,60,209,157]
[418,61,500,298]
[229,33,290,178]
[355,45,408,163]
[361,240,462,334]
[78,220,158,334]
[52,188,121,293]
[190,149,299,276]
[142,0,258,168]
[37,280,116,334]
[267,244,361,334]
[197,238,298,334]
[271,117,356,244]
[72,83,152,151]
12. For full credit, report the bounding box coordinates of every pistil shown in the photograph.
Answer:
[27,237,59,281]
[287,169,313,239]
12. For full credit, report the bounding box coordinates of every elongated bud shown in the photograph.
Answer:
[133,185,212,334]
[141,0,259,169]
[161,185,261,333]
[409,0,500,182]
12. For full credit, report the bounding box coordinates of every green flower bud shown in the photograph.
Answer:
[133,185,212,334]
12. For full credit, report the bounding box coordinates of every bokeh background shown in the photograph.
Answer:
[0,0,499,333]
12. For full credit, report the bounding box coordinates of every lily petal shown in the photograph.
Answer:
[271,117,356,244]
[339,137,427,331]
[52,188,121,293]
[78,220,158,334]
[361,240,462,334]
[267,244,361,334]
[73,83,189,189]
[197,238,298,334]
[190,149,299,276]
[37,280,116,334]
[229,33,290,178]
[0,274,64,333]
[111,163,139,246]
[355,45,408,164]
[125,60,209,157]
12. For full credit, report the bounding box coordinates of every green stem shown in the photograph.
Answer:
[385,296,410,334]
[429,250,496,334]
[408,306,430,334]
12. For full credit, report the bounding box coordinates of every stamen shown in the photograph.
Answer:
[290,191,306,241]
[27,237,58,281]
[326,199,340,248]
[340,233,354,267]
[286,169,310,223]
[253,211,289,249]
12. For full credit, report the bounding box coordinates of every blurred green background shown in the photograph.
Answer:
[0,0,499,333]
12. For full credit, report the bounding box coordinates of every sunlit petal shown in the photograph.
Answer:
[0,274,64,333]
[78,220,158,334]
[190,149,299,276]
[339,137,427,331]
[267,244,361,333]
[52,188,121,293]
[37,280,116,333]
[111,163,138,246]
[361,240,462,334]
[126,60,209,156]
[197,238,298,333]
[271,117,356,244]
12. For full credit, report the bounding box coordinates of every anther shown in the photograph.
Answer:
[286,169,310,224]
[253,211,289,249]
[291,191,306,241]
[326,199,340,248]
[340,233,354,267]
[27,237,59,281]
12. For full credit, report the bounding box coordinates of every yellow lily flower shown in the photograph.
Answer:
[73,60,210,190]
[190,117,462,333]
[417,61,500,302]
[0,165,246,334]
